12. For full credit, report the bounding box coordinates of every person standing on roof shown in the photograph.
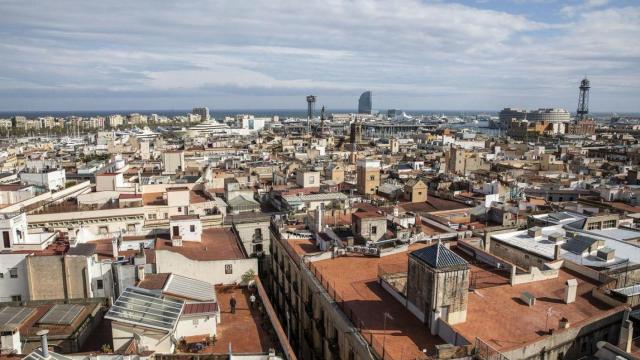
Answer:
[249,293,256,309]
[230,295,237,314]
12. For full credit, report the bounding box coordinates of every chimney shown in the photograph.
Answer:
[111,236,119,258]
[554,244,562,260]
[528,227,542,238]
[564,279,578,304]
[597,247,615,262]
[559,317,570,329]
[37,329,49,358]
[548,232,565,244]
[137,265,145,282]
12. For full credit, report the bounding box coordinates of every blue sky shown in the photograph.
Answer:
[0,0,638,112]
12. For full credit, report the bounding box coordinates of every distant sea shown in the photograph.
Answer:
[1,109,635,119]
[0,109,501,119]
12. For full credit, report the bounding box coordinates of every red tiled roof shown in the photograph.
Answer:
[119,193,142,199]
[155,229,244,261]
[183,302,218,315]
[138,273,170,290]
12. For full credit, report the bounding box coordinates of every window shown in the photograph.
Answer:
[9,268,18,279]
[3,231,10,248]
[192,319,199,325]
[371,226,378,235]
[173,226,180,237]
[127,224,136,232]
[177,206,182,213]
[190,225,195,232]
[96,279,104,290]
[0,273,3,279]
[309,175,315,184]
[587,222,601,230]
[148,213,156,220]
[225,264,233,274]
[99,226,108,235]
[10,295,21,302]
[369,175,375,181]
[602,220,616,229]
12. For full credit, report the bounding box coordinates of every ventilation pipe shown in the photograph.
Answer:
[37,329,49,358]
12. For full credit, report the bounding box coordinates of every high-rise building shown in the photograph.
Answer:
[192,107,210,122]
[358,91,372,114]
[356,159,380,195]
[498,108,527,128]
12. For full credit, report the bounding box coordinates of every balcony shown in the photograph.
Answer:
[328,337,340,355]
[315,317,326,337]
[304,301,313,317]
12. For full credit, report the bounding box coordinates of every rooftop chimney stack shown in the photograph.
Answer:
[528,227,542,238]
[554,244,562,260]
[37,329,49,359]
[564,279,578,304]
[111,235,119,258]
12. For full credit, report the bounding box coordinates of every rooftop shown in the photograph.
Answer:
[155,228,245,261]
[310,243,444,358]
[400,196,471,214]
[163,273,216,302]
[190,286,277,354]
[105,286,184,332]
[452,254,621,352]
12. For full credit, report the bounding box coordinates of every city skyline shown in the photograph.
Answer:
[0,0,639,112]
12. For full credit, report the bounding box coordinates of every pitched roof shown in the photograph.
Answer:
[410,243,468,269]
[163,274,216,302]
[182,302,218,316]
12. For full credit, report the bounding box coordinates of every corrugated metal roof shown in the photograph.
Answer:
[613,284,640,297]
[411,243,468,269]
[0,307,35,326]
[22,348,72,360]
[163,274,216,302]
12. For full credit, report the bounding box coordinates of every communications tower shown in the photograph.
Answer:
[306,95,316,133]
[576,77,590,120]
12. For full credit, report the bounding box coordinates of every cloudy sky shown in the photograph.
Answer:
[0,0,638,112]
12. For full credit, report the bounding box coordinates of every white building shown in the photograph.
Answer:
[170,215,202,245]
[19,168,66,191]
[163,151,185,175]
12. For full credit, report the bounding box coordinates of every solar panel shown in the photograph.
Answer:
[38,304,85,325]
[0,307,36,326]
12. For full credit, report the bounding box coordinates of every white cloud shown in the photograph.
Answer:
[0,0,637,111]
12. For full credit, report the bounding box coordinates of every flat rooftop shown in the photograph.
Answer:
[156,228,245,261]
[193,286,276,354]
[452,246,621,352]
[400,196,471,214]
[311,243,443,359]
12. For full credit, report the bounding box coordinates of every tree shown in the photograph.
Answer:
[241,269,256,287]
